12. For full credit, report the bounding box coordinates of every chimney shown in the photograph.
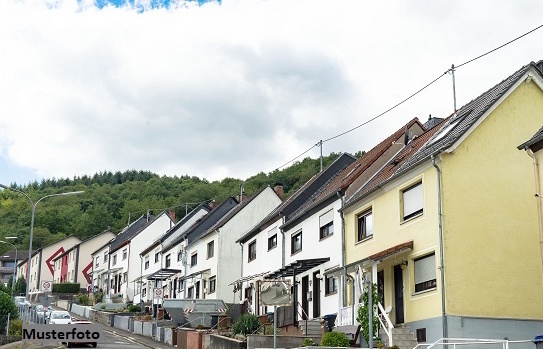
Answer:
[237,191,248,203]
[208,200,217,210]
[169,210,176,222]
[273,183,284,199]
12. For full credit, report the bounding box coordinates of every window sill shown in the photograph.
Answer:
[325,291,338,297]
[355,236,373,245]
[319,233,334,242]
[401,212,424,224]
[412,287,436,296]
[291,250,302,256]
[248,258,256,263]
[267,246,277,252]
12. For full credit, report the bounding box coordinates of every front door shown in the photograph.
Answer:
[377,270,384,308]
[312,271,321,318]
[195,281,200,299]
[393,265,404,324]
[301,275,309,320]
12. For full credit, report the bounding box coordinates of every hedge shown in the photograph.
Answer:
[52,283,81,293]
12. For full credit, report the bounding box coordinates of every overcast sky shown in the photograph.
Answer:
[1,0,542,186]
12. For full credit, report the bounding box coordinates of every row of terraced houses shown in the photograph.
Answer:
[16,60,543,346]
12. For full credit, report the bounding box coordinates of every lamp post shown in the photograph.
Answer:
[0,184,84,300]
[0,240,17,292]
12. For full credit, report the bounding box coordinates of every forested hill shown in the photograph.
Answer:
[0,152,363,254]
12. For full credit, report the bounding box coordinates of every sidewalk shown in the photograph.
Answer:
[61,306,173,349]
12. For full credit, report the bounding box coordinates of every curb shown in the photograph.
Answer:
[103,329,161,349]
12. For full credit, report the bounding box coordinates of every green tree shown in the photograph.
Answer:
[14,276,26,296]
[356,283,382,345]
[0,290,18,334]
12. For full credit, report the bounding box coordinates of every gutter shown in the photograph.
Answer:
[431,154,447,340]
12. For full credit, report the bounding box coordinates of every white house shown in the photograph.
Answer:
[136,205,210,303]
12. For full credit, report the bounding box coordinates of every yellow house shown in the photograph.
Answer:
[341,60,543,346]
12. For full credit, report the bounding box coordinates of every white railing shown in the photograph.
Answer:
[413,337,533,349]
[338,306,353,326]
[377,302,394,346]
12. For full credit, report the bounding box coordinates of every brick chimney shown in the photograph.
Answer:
[273,183,284,199]
[208,200,217,210]
[237,192,248,203]
[169,210,176,222]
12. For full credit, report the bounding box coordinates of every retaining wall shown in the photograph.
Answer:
[247,334,321,349]
[204,334,246,349]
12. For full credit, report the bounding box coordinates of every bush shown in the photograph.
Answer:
[0,290,18,334]
[320,331,350,347]
[231,314,260,336]
[301,338,318,346]
[14,277,26,296]
[9,319,23,336]
[356,283,382,345]
[52,282,80,293]
[94,292,103,304]
[76,294,89,305]
[127,304,141,313]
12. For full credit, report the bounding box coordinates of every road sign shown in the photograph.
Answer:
[41,281,52,293]
[154,288,163,299]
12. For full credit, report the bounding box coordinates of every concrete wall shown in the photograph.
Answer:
[205,334,246,349]
[57,300,70,310]
[113,315,131,331]
[247,334,321,349]
[133,320,143,335]
[142,321,155,337]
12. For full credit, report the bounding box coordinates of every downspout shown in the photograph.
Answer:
[431,154,447,340]
[338,191,347,307]
[526,149,543,290]
[139,254,143,304]
[280,213,286,268]
[74,246,80,283]
[238,242,244,302]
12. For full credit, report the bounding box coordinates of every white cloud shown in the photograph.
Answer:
[0,0,542,185]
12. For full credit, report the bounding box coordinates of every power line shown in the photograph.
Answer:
[274,22,543,170]
[456,23,543,69]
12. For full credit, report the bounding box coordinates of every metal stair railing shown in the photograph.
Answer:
[377,302,394,346]
[413,337,533,349]
[296,302,309,335]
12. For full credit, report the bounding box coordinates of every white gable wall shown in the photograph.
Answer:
[283,199,343,319]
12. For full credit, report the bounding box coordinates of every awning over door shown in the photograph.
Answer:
[265,257,330,279]
[147,268,182,280]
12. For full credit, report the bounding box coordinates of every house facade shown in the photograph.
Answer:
[53,231,115,288]
[342,60,543,345]
[18,236,81,294]
[136,205,209,303]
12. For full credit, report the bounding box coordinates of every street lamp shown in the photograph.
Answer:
[0,240,17,292]
[0,184,84,300]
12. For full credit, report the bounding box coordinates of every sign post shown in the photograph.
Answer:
[259,280,291,349]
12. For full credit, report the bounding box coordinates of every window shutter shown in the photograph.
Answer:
[319,210,334,227]
[414,254,436,284]
[403,182,423,218]
[268,227,277,237]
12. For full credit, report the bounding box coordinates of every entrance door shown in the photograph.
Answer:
[377,270,384,308]
[195,281,200,299]
[301,275,309,320]
[312,272,321,318]
[393,265,404,324]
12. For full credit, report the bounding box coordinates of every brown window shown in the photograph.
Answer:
[248,240,257,262]
[414,253,436,292]
[357,210,373,242]
[207,241,214,259]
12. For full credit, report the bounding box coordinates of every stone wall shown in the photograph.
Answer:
[91,310,114,327]
[204,334,246,349]
[247,334,321,349]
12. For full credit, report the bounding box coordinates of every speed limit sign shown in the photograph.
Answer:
[41,281,52,293]
[154,288,163,299]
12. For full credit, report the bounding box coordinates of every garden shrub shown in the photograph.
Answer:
[231,314,260,336]
[52,282,80,293]
[127,304,141,313]
[9,319,23,336]
[0,290,18,334]
[320,331,350,347]
[76,294,89,305]
[301,337,318,346]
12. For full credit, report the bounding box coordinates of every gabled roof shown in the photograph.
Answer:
[17,235,82,263]
[396,60,543,177]
[345,117,448,208]
[162,196,239,252]
[140,204,211,256]
[518,125,543,152]
[282,118,425,228]
[109,211,173,253]
[237,153,356,242]
[53,230,115,261]
[0,250,32,261]
[199,186,278,241]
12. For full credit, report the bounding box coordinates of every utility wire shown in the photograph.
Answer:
[276,22,543,169]
[456,23,543,68]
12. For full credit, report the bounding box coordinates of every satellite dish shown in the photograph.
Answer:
[260,280,291,306]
